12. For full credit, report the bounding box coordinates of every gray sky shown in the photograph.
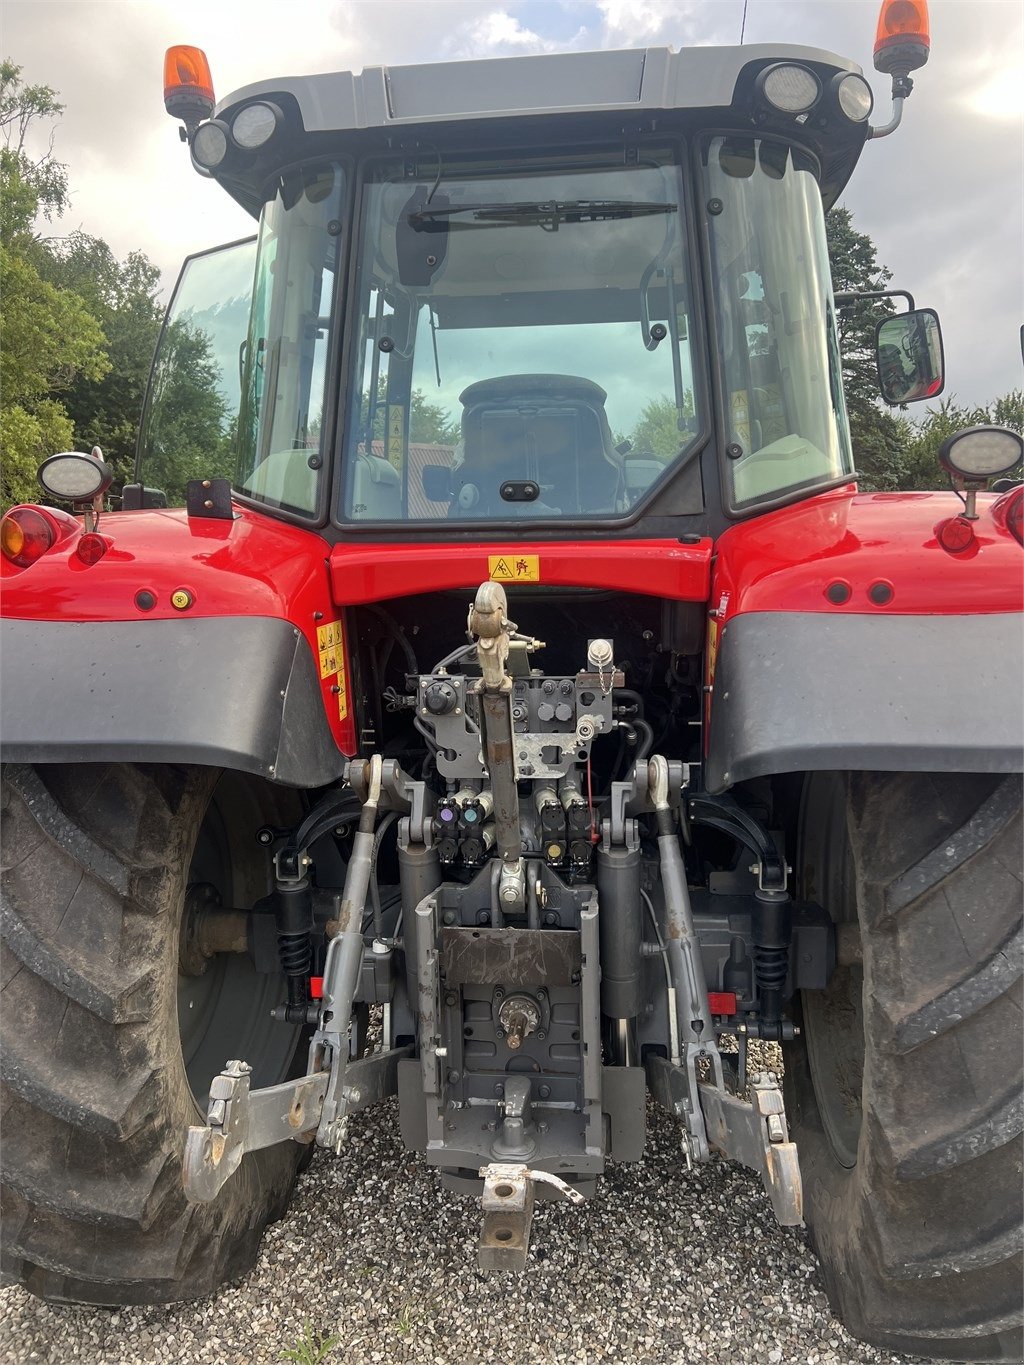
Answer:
[5,0,1023,408]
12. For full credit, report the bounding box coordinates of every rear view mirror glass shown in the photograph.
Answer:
[875,308,944,406]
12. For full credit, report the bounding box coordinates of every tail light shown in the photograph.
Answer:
[1006,489,1023,546]
[1,507,56,568]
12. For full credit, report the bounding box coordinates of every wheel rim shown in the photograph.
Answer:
[803,964,865,1169]
[177,774,300,1111]
[799,772,866,1171]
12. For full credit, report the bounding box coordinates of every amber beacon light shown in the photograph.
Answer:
[873,0,930,75]
[164,46,216,131]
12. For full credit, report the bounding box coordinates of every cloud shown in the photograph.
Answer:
[964,63,1024,121]
[442,11,562,59]
[3,0,1020,406]
[595,0,738,48]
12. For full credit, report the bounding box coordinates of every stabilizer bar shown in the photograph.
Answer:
[183,1046,412,1203]
[646,1056,803,1227]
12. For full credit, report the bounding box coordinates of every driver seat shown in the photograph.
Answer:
[452,375,623,517]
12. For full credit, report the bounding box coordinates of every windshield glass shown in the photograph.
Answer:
[341,148,701,524]
[702,137,853,508]
[135,239,255,506]
[236,162,345,516]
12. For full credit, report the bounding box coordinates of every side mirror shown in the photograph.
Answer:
[875,308,944,405]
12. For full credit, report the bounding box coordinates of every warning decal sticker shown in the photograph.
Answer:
[387,405,405,471]
[316,619,349,720]
[488,554,540,583]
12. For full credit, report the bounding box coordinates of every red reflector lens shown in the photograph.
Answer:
[708,991,738,1016]
[936,516,975,554]
[0,507,55,568]
[75,532,109,566]
[309,976,324,1000]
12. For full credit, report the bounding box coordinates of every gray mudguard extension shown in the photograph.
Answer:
[0,616,347,788]
[705,611,1024,793]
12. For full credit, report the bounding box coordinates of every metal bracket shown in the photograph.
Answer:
[697,1071,803,1226]
[182,1044,412,1202]
[646,1060,802,1226]
[477,1162,585,1271]
[183,1061,329,1203]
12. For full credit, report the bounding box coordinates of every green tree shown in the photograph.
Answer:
[0,63,109,505]
[359,376,460,447]
[899,391,1023,491]
[622,393,696,461]
[826,205,910,490]
[0,58,67,224]
[140,317,230,505]
[40,231,163,486]
[1,62,170,508]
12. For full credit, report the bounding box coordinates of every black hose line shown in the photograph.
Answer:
[366,603,419,677]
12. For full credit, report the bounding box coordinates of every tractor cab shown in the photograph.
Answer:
[136,38,923,536]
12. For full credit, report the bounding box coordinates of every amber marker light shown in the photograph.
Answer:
[164,45,215,129]
[1,508,56,568]
[874,0,930,74]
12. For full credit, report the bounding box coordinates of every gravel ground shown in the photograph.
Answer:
[0,1091,927,1365]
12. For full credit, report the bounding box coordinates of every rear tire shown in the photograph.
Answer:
[1,763,307,1305]
[787,771,1023,1362]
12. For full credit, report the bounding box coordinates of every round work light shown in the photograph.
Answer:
[191,119,231,170]
[758,64,821,115]
[232,102,281,149]
[37,451,113,503]
[938,426,1024,481]
[834,72,874,122]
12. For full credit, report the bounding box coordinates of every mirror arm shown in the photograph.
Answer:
[835,289,916,313]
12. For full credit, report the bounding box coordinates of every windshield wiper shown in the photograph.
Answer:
[408,199,676,232]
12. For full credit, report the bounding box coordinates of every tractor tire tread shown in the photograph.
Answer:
[789,771,1023,1364]
[0,762,304,1307]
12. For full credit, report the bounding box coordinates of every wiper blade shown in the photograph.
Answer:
[408,199,677,231]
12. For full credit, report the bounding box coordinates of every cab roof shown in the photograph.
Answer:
[212,43,869,211]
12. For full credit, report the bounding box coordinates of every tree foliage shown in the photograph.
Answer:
[0,61,166,507]
[1,64,105,504]
[620,393,696,461]
[0,74,111,506]
[40,232,163,482]
[825,205,910,490]
[360,376,461,447]
[898,391,1023,491]
[140,318,231,505]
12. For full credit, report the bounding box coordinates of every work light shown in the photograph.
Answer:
[834,73,874,122]
[191,119,231,170]
[37,451,113,503]
[757,64,821,115]
[232,102,281,149]
[938,427,1024,481]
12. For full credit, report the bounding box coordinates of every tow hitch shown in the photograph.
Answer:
[478,1163,585,1271]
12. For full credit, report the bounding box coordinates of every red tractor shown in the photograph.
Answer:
[2,2,1021,1358]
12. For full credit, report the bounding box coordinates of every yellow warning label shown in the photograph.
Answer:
[730,390,751,448]
[387,405,405,471]
[316,619,349,719]
[707,617,719,685]
[488,554,540,583]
